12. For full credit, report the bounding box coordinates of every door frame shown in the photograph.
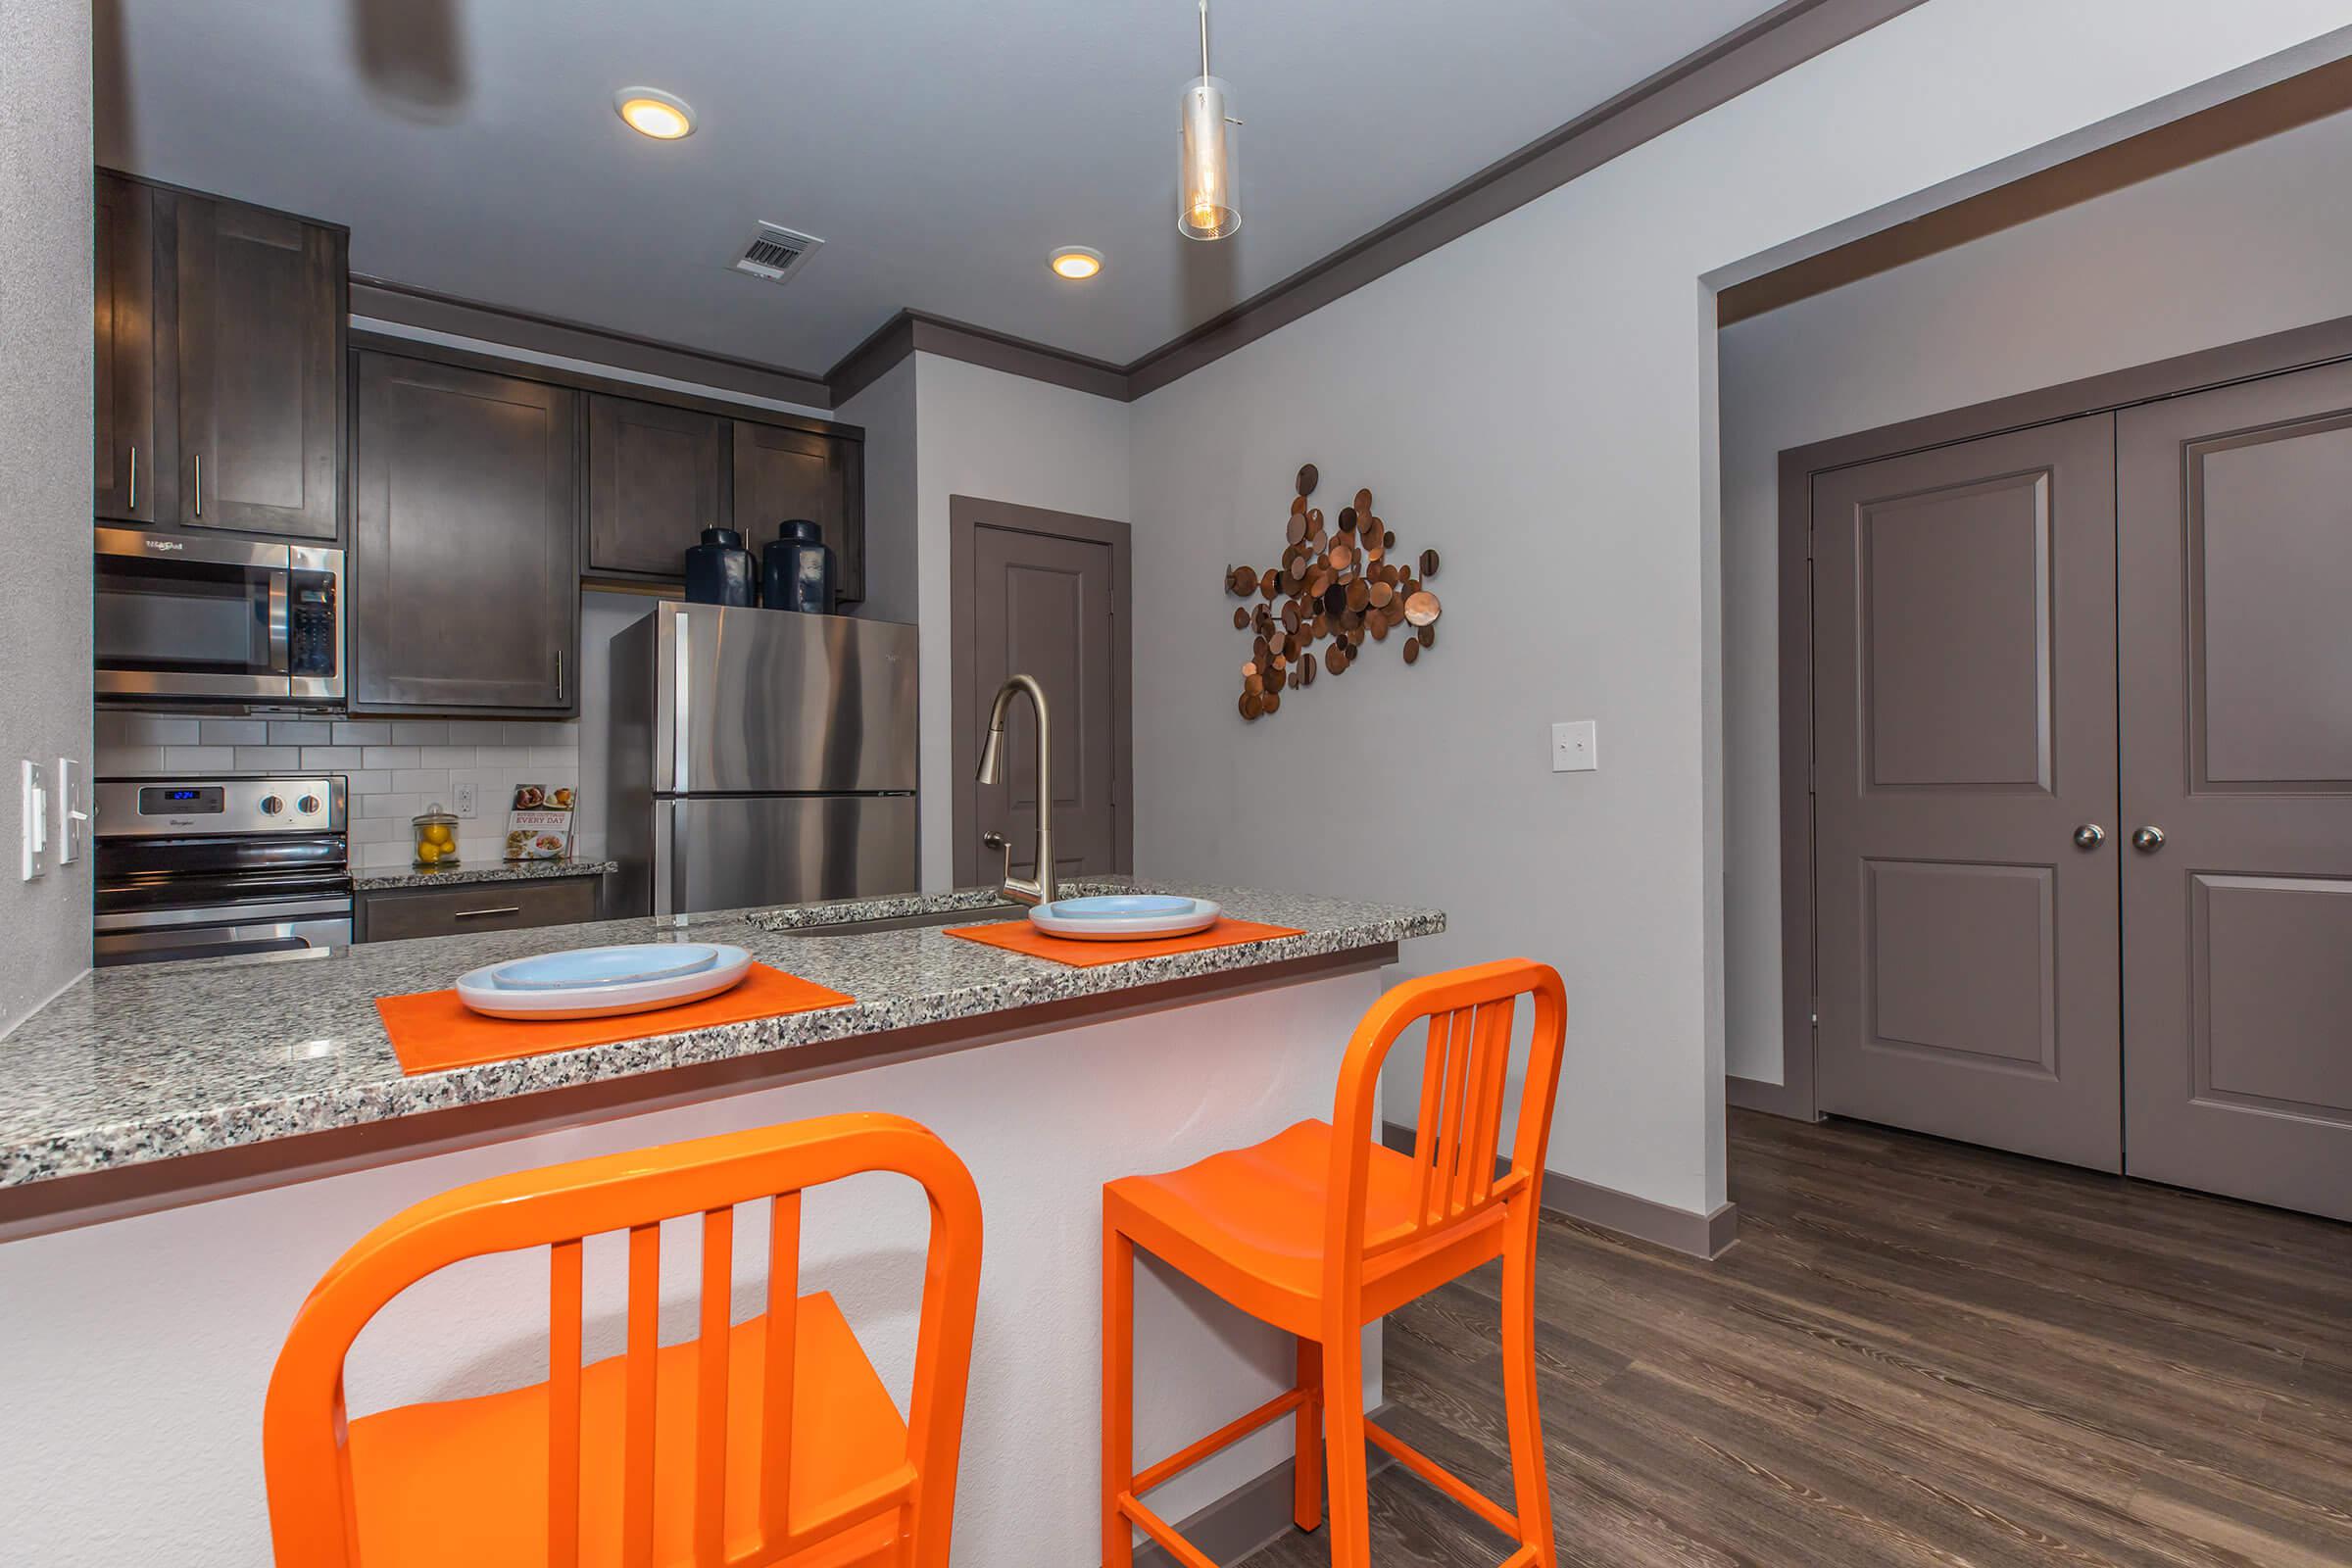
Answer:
[1748,309,2352,1124]
[948,494,1135,887]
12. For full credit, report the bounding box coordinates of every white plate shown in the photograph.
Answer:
[456,944,754,1019]
[1027,896,1221,942]
[489,943,720,991]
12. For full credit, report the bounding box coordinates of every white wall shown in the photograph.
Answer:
[1127,0,2352,1219]
[909,353,1131,888]
[837,356,920,627]
[1720,101,2352,1085]
[0,0,94,1033]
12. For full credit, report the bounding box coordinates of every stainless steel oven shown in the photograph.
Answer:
[93,776,352,966]
[94,527,343,706]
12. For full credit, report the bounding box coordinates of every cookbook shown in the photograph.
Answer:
[504,785,576,861]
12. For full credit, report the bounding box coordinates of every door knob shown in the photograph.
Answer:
[2132,825,2166,853]
[2072,823,2105,851]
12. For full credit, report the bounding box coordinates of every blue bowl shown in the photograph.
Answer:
[489,944,720,991]
[1040,896,1200,920]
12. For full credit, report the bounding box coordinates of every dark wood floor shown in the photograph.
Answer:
[1245,1110,2352,1567]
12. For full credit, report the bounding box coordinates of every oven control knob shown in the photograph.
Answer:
[259,795,285,816]
[297,795,321,815]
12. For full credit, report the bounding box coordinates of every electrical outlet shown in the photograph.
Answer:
[454,781,477,819]
[1551,720,1597,773]
[21,760,48,880]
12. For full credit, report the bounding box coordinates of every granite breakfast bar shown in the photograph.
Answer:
[0,883,1442,1568]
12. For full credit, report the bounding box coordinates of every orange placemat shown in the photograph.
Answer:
[376,962,855,1075]
[943,915,1304,967]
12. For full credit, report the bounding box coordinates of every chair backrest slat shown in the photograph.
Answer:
[761,1189,803,1546]
[693,1207,733,1564]
[1326,961,1567,1284]
[549,1238,584,1568]
[263,1114,983,1568]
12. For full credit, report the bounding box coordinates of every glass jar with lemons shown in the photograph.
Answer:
[411,804,461,869]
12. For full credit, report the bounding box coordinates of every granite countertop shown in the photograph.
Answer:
[0,883,1442,1190]
[352,858,619,892]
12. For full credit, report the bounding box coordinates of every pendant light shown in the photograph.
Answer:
[1178,0,1241,240]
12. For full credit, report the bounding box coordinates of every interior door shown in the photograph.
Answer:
[1812,416,2124,1169]
[2118,364,2352,1221]
[964,519,1120,883]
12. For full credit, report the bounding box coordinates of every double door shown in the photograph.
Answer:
[1812,361,2352,1221]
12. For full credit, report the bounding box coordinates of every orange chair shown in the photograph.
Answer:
[1102,959,1566,1568]
[265,1112,983,1568]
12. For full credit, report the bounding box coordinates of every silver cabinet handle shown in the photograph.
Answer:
[193,453,202,516]
[453,906,522,919]
[2132,826,2166,853]
[2072,824,2105,850]
[127,446,137,512]
[556,650,565,702]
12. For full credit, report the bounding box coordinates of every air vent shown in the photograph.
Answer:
[731,221,824,284]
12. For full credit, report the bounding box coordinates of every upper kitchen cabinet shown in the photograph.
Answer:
[91,172,347,540]
[93,173,160,524]
[732,420,865,605]
[352,351,579,714]
[583,394,726,579]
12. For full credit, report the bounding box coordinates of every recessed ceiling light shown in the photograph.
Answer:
[1050,246,1104,280]
[615,87,695,140]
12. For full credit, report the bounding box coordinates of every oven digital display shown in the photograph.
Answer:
[138,786,224,814]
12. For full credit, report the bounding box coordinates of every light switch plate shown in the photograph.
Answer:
[21,760,48,880]
[1551,720,1597,773]
[56,757,85,864]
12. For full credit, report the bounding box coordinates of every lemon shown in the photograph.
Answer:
[425,822,454,847]
[416,842,441,864]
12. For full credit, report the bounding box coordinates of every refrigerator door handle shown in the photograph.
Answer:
[671,609,693,795]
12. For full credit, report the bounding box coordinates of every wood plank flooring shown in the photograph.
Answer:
[1243,1110,2352,1567]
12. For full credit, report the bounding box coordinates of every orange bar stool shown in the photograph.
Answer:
[1102,959,1567,1568]
[264,1112,982,1568]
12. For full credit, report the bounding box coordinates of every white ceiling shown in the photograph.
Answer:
[95,0,1784,373]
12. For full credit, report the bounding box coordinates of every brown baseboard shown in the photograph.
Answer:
[1380,1121,1739,1259]
[1132,1403,1395,1568]
[1728,1071,1819,1122]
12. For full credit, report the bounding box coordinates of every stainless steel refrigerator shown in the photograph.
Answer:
[608,602,918,916]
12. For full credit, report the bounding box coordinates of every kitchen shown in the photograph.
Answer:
[8,5,2352,1568]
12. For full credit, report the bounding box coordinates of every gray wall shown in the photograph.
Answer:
[0,0,93,1032]
[1719,103,2352,1086]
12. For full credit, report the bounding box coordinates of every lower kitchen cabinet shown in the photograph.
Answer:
[351,351,581,713]
[357,874,603,943]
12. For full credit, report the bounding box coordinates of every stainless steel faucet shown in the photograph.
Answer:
[975,673,1058,906]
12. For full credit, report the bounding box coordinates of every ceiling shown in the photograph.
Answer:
[94,0,1785,375]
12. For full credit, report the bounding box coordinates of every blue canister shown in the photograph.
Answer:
[761,519,836,613]
[683,527,757,607]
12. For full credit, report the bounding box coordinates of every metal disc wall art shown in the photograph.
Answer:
[1221,465,1444,721]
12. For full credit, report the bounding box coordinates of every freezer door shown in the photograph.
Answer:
[656,602,918,794]
[652,795,918,915]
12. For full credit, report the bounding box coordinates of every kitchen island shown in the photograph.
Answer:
[0,883,1441,1567]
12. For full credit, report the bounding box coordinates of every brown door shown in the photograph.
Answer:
[351,352,579,712]
[585,394,725,577]
[956,505,1128,884]
[2118,365,2352,1221]
[1812,416,2124,1169]
[730,421,864,605]
[94,173,159,524]
[172,193,343,539]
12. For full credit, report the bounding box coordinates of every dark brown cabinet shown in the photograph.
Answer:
[352,351,579,713]
[584,394,726,577]
[732,420,865,605]
[93,173,159,524]
[91,171,345,539]
[357,873,602,942]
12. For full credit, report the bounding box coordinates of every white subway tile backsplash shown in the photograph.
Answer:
[197,718,270,746]
[351,816,406,845]
[360,793,419,819]
[268,720,334,745]
[162,745,236,770]
[417,746,480,767]
[340,720,586,858]
[443,721,514,744]
[358,842,416,870]
[391,722,448,746]
[232,746,302,770]
[97,713,201,747]
[299,746,366,768]
[504,722,573,746]
[392,768,452,796]
[464,747,535,767]
[343,769,393,794]
[333,721,393,746]
[96,745,164,777]
[528,747,580,769]
[361,747,419,769]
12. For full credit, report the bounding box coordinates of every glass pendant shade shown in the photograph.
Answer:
[1178,74,1239,240]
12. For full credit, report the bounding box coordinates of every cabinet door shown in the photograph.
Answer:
[94,173,161,523]
[730,421,865,604]
[585,394,725,577]
[172,193,343,539]
[353,353,579,712]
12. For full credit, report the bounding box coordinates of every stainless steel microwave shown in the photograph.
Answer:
[94,527,344,706]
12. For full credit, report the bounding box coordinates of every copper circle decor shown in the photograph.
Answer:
[1223,466,1446,720]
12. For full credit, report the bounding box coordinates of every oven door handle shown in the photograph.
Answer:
[267,569,291,674]
[94,895,353,932]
